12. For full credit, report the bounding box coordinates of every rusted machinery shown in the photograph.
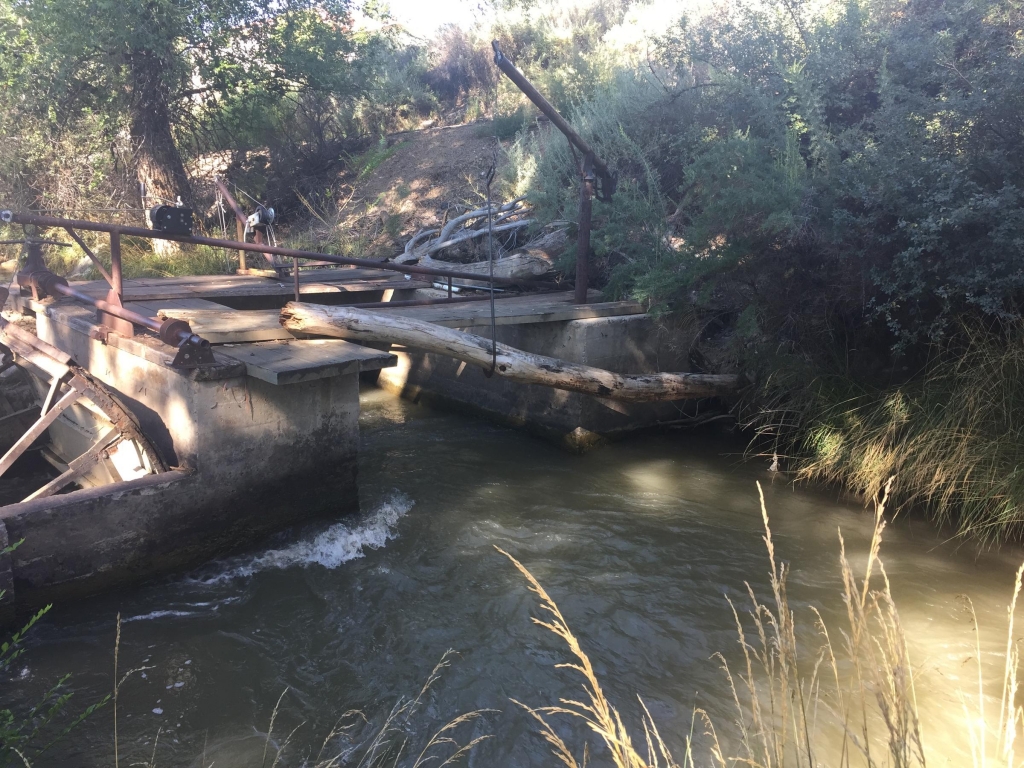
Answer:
[0,298,168,502]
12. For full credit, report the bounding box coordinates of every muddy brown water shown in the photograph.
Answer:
[4,387,1023,766]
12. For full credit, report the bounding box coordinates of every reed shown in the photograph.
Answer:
[502,480,1024,767]
[245,650,493,768]
[764,322,1024,545]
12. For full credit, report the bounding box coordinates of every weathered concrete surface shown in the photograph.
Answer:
[0,463,356,607]
[0,300,367,607]
[374,313,699,446]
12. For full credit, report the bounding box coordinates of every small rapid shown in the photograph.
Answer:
[186,492,414,586]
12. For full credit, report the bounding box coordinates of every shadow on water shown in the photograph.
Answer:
[4,385,1024,766]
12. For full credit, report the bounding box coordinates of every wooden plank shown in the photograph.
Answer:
[217,339,396,385]
[158,308,292,344]
[68,270,425,302]
[125,298,228,318]
[158,291,643,341]
[374,292,645,328]
[0,386,81,478]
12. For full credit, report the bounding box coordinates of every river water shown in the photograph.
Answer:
[7,388,1024,766]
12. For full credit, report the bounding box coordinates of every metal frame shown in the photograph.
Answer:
[0,210,563,366]
[3,211,560,289]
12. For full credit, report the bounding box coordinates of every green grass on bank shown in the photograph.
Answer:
[40,237,235,282]
[761,324,1024,545]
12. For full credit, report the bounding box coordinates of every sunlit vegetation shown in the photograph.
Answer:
[1,0,1022,537]
[504,483,1024,767]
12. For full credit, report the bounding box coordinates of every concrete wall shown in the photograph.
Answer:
[375,313,697,445]
[0,310,364,607]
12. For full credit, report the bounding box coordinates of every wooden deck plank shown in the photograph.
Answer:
[158,307,293,343]
[68,272,428,302]
[375,291,645,328]
[217,339,396,384]
[156,291,644,342]
[125,298,228,318]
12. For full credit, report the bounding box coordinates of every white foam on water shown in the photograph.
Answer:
[124,609,203,623]
[191,492,414,585]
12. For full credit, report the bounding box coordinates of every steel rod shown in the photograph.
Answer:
[109,229,123,298]
[575,164,594,305]
[5,212,555,288]
[52,283,159,334]
[63,227,114,285]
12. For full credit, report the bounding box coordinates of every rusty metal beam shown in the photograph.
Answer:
[492,41,613,186]
[491,42,614,304]
[4,211,559,288]
[63,227,114,286]
[214,178,245,225]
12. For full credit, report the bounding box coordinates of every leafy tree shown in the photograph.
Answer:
[1,0,358,209]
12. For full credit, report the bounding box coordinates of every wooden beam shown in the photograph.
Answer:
[23,430,119,501]
[0,386,81,478]
[280,303,741,402]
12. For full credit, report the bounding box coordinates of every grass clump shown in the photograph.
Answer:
[760,323,1024,545]
[251,650,492,768]
[501,480,1024,767]
[352,138,408,183]
[39,234,235,281]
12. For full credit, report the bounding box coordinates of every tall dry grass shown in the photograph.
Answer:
[180,650,491,768]
[777,323,1024,545]
[501,480,1024,767]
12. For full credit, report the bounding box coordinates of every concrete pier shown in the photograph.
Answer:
[0,295,394,608]
[368,297,695,448]
[0,277,701,609]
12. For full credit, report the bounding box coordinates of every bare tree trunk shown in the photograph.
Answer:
[127,48,192,256]
[280,303,741,402]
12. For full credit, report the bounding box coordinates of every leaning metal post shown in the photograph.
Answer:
[576,155,595,305]
[492,41,616,305]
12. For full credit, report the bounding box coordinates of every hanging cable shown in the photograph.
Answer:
[483,147,498,378]
[216,191,228,240]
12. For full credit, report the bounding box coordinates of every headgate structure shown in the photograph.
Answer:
[0,110,711,610]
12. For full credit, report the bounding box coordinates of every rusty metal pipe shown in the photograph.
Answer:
[63,227,114,285]
[109,229,123,298]
[4,211,556,288]
[56,282,206,353]
[491,41,612,183]
[214,178,248,226]
[53,283,161,335]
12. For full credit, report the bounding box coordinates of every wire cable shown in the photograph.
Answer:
[484,148,498,377]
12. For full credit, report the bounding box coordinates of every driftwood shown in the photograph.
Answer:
[395,197,532,265]
[398,221,568,283]
[392,197,567,282]
[417,251,555,286]
[280,303,740,402]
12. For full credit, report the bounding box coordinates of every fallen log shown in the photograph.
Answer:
[280,303,740,402]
